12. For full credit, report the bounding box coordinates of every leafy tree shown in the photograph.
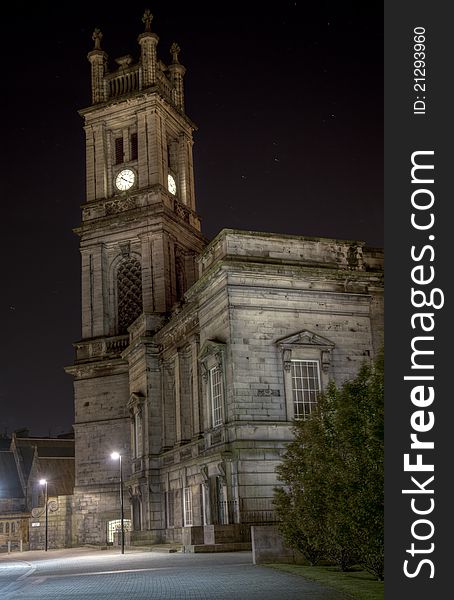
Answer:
[339,352,384,579]
[274,352,384,579]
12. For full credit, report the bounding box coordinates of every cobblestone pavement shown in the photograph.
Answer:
[0,548,347,599]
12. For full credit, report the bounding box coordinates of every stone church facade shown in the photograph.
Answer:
[66,12,384,548]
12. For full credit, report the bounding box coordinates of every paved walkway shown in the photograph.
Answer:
[0,548,348,599]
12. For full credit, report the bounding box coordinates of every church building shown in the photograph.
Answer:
[66,11,384,549]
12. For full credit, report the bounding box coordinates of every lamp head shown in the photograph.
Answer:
[39,479,47,485]
[111,452,121,460]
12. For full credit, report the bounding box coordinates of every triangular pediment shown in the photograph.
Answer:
[276,329,335,349]
[127,392,145,410]
[198,339,226,362]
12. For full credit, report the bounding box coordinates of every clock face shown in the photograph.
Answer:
[167,173,177,195]
[115,169,135,191]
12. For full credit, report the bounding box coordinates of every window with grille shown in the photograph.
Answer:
[210,366,223,427]
[115,137,124,164]
[291,360,321,419]
[183,487,193,526]
[117,257,143,333]
[130,132,138,160]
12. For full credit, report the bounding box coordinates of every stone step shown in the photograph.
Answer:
[129,543,182,553]
[183,542,252,553]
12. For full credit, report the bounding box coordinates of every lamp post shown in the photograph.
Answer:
[39,479,48,551]
[111,452,125,554]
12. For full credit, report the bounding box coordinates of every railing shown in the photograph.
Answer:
[106,336,129,354]
[106,66,140,98]
[75,335,129,361]
[157,71,174,103]
[213,499,237,525]
[213,498,279,526]
[239,497,279,524]
[104,65,175,104]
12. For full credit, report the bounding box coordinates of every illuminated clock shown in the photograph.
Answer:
[115,169,135,191]
[167,173,177,195]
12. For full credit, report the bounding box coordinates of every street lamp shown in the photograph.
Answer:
[39,479,48,551]
[111,452,125,554]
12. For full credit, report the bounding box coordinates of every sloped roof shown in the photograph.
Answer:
[15,445,35,479]
[0,437,11,451]
[14,437,75,476]
[0,451,24,498]
[15,437,74,451]
[32,458,75,496]
[36,446,74,458]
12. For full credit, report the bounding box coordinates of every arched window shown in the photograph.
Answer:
[0,523,4,534]
[5,522,9,534]
[117,257,143,333]
[175,246,185,301]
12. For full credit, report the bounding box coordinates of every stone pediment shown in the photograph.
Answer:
[127,392,145,412]
[198,340,226,382]
[198,340,226,363]
[276,330,335,350]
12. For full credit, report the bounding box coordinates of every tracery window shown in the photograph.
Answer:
[115,137,124,164]
[130,132,138,161]
[117,257,143,333]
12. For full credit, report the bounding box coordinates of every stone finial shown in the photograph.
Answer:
[142,9,153,32]
[170,42,181,64]
[92,28,103,50]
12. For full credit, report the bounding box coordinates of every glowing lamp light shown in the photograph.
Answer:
[110,451,125,554]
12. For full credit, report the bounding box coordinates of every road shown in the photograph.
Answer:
[0,547,346,599]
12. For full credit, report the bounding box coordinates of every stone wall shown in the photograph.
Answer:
[29,495,73,550]
[251,525,305,565]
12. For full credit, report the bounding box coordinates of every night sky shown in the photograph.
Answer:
[1,2,383,436]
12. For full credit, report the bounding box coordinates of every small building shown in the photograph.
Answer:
[0,432,75,552]
[0,435,29,552]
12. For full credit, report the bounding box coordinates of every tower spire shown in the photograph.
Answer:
[87,28,108,104]
[138,9,159,87]
[168,43,185,111]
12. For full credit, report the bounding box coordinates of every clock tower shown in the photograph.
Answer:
[67,11,205,545]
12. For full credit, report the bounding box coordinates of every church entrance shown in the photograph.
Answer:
[106,519,132,544]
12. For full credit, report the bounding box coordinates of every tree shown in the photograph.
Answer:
[274,352,384,579]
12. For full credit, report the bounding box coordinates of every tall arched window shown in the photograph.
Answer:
[174,246,186,301]
[117,257,143,333]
